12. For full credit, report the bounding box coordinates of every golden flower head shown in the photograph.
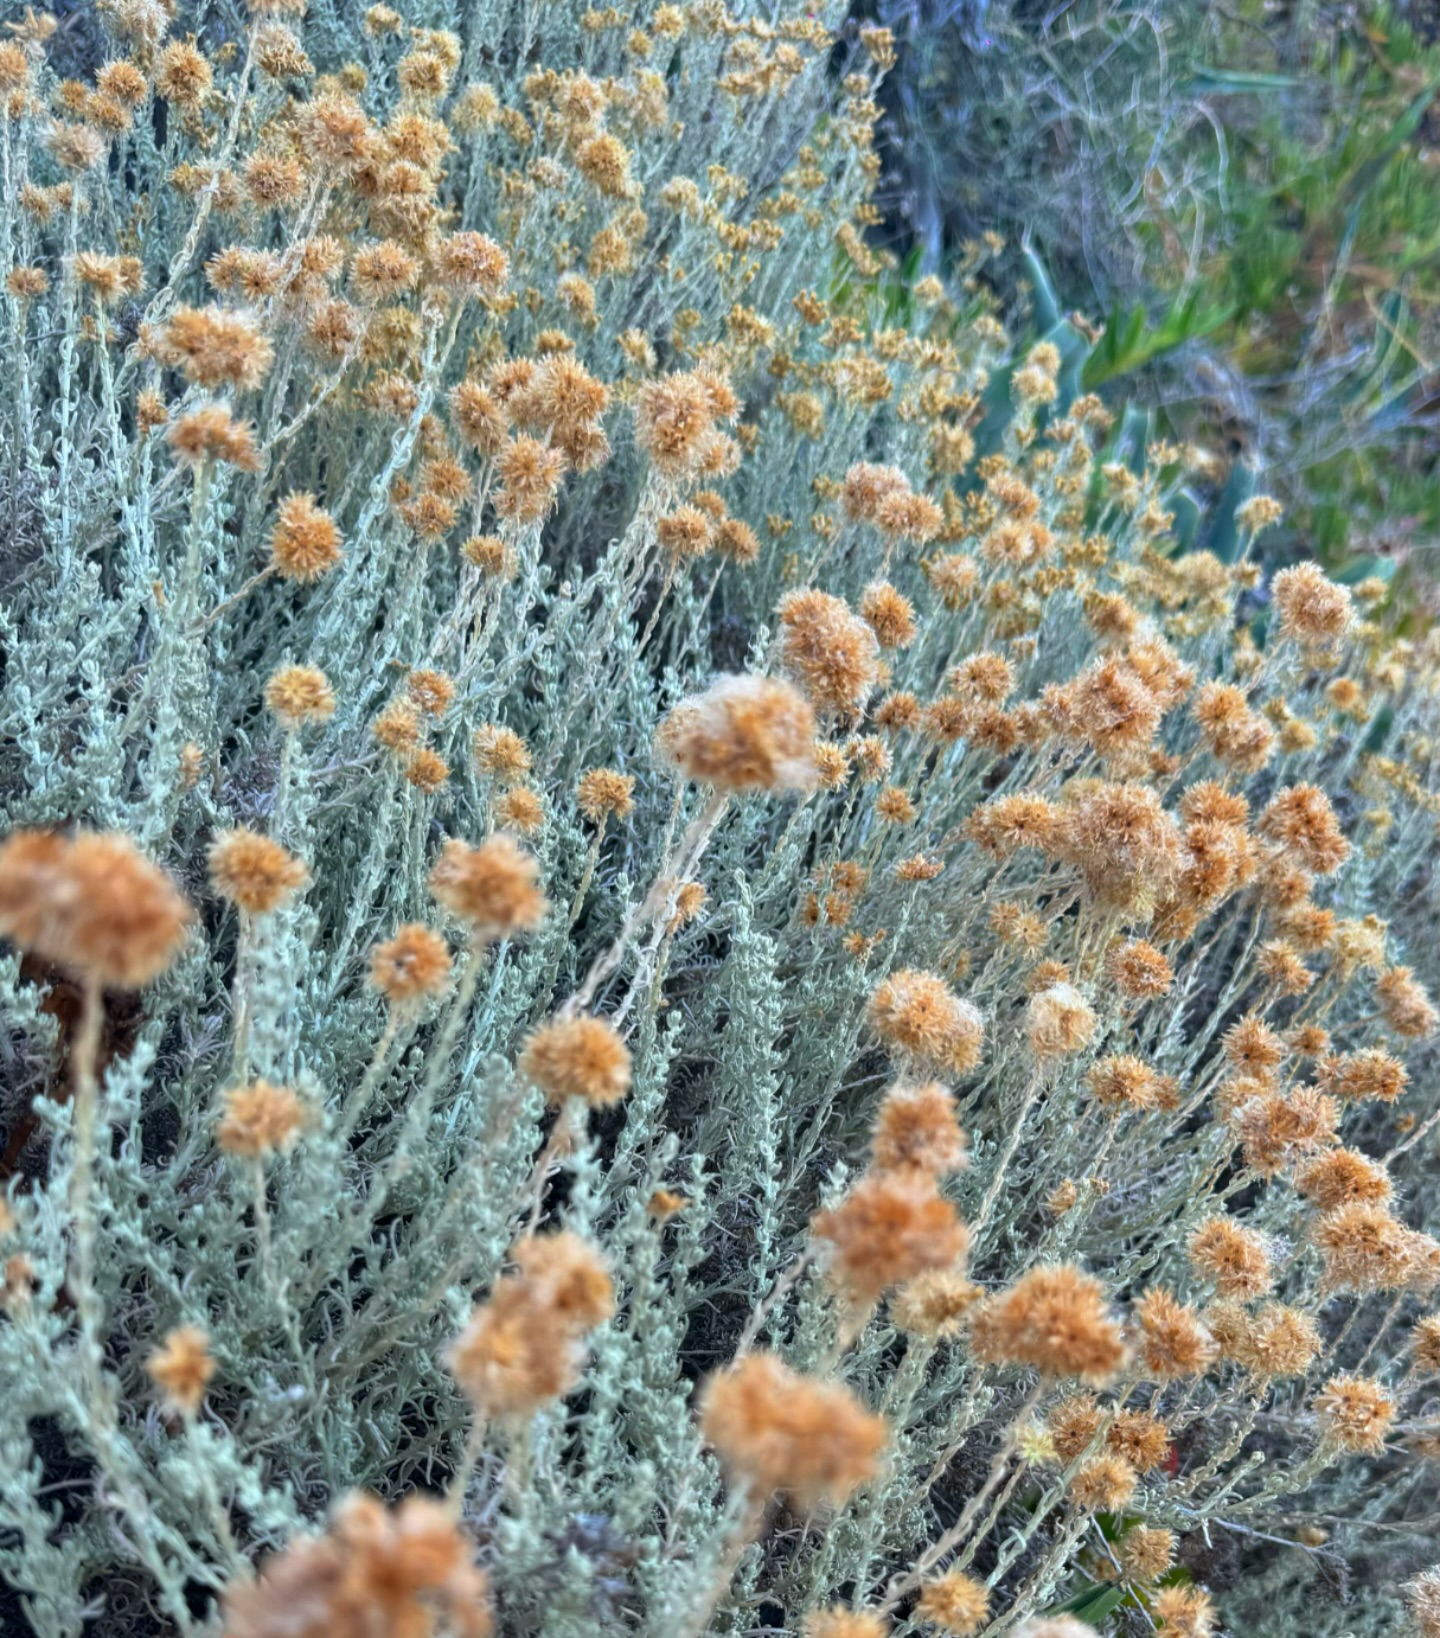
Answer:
[167,402,260,471]
[867,969,985,1077]
[208,829,307,914]
[218,1079,305,1159]
[971,1264,1127,1384]
[915,1571,989,1635]
[777,589,881,718]
[657,674,817,794]
[699,1351,887,1509]
[221,1491,492,1638]
[369,924,452,1009]
[804,1610,888,1638]
[471,724,532,786]
[1119,1525,1175,1582]
[156,306,274,393]
[264,663,335,727]
[1188,1215,1272,1298]
[0,829,191,988]
[890,1268,983,1339]
[577,768,635,824]
[449,1232,611,1419]
[428,835,547,941]
[870,1081,968,1177]
[1272,561,1353,650]
[812,1170,968,1306]
[1313,1373,1395,1453]
[518,1014,632,1108]
[494,786,544,835]
[145,1325,216,1415]
[1135,1287,1216,1380]
[267,491,344,583]
[1025,983,1097,1061]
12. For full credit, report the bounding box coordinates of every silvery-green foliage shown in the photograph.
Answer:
[0,0,1437,1634]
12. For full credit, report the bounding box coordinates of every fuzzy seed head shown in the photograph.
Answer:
[812,1171,968,1305]
[870,1081,968,1177]
[264,664,335,726]
[1026,983,1097,1061]
[369,924,451,1009]
[208,830,307,914]
[428,835,546,941]
[267,491,344,583]
[577,768,635,824]
[867,970,985,1076]
[699,1352,887,1509]
[657,674,817,793]
[1313,1374,1395,1453]
[971,1264,1127,1383]
[519,1015,632,1108]
[146,1325,215,1415]
[0,829,191,988]
[218,1079,304,1159]
[915,1572,989,1635]
[777,589,881,717]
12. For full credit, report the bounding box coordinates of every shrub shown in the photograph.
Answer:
[0,3,1437,1636]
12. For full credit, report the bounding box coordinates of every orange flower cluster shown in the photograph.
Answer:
[700,1351,887,1509]
[221,1493,492,1638]
[449,1232,613,1419]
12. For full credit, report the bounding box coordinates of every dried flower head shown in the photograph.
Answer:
[1069,1452,1137,1512]
[264,664,335,727]
[1316,1047,1408,1105]
[1258,784,1350,876]
[971,1264,1127,1383]
[167,402,260,471]
[870,1082,968,1176]
[145,1325,215,1415]
[1136,1287,1216,1380]
[1376,966,1438,1039]
[369,924,451,1009]
[1405,1572,1440,1638]
[867,970,985,1076]
[157,306,274,392]
[0,829,191,987]
[699,1352,887,1509]
[1273,562,1353,651]
[1313,1374,1395,1453]
[519,1014,632,1108]
[1295,1147,1393,1213]
[1086,1054,1163,1113]
[860,581,917,649]
[1314,1202,1425,1294]
[471,724,532,786]
[208,830,307,914]
[1152,1585,1214,1638]
[1026,983,1097,1061]
[656,674,817,793]
[915,1572,989,1635]
[1105,938,1174,999]
[777,589,881,717]
[218,1079,305,1159]
[221,1492,492,1638]
[428,836,547,942]
[1053,781,1186,914]
[1188,1215,1272,1298]
[805,1610,888,1638]
[577,768,635,824]
[1119,1525,1174,1582]
[812,1171,968,1305]
[449,1233,612,1419]
[891,1268,984,1338]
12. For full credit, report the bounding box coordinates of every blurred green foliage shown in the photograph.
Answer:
[863,0,1440,601]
